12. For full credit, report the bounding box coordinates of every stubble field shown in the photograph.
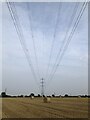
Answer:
[1,97,89,118]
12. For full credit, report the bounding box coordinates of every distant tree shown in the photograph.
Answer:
[18,95,23,97]
[1,92,6,97]
[38,94,41,97]
[12,96,17,98]
[30,93,34,97]
[47,95,51,97]
[52,94,55,97]
[64,94,68,97]
[21,95,24,97]
[85,95,87,97]
[59,95,62,97]
[25,95,28,97]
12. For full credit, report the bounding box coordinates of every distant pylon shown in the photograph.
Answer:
[41,78,44,97]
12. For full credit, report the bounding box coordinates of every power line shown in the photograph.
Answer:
[6,1,40,89]
[46,1,88,86]
[46,2,79,84]
[40,5,48,79]
[48,1,88,85]
[6,1,88,93]
[27,3,40,79]
[45,2,62,79]
[41,31,45,78]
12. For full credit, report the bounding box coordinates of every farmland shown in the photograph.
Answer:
[1,97,89,118]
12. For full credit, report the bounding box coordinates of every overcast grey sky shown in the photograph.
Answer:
[2,2,88,96]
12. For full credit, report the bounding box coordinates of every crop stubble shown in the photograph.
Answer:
[0,97,89,118]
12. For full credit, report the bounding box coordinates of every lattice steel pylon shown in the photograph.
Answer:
[41,78,44,97]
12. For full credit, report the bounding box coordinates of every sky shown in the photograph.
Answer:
[1,2,88,96]
[0,2,2,95]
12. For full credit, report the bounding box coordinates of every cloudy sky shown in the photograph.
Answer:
[1,2,88,96]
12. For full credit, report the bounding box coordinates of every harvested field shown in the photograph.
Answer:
[1,97,89,118]
[0,98,2,119]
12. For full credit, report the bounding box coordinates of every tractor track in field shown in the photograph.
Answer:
[3,99,65,118]
[16,100,66,118]
[16,101,80,118]
[2,98,89,118]
[18,99,87,118]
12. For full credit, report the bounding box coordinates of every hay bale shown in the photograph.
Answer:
[31,96,34,99]
[78,95,81,98]
[43,97,51,103]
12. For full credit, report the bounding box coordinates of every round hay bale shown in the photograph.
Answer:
[78,95,81,98]
[43,97,51,103]
[31,96,34,99]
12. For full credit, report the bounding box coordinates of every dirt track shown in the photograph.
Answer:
[1,97,89,118]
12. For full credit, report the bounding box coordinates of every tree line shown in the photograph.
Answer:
[0,92,89,98]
